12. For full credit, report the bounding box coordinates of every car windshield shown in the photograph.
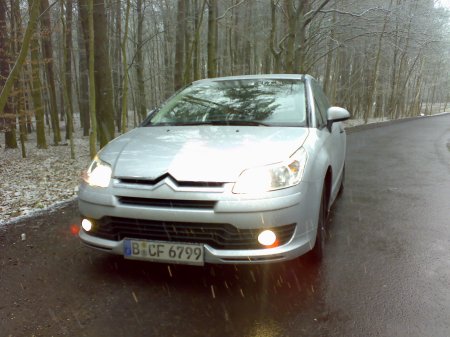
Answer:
[144,79,307,127]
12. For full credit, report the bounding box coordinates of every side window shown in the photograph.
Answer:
[311,81,330,128]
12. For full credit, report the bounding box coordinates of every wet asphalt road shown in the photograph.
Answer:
[1,114,449,337]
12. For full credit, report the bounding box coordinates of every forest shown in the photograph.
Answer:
[0,0,450,159]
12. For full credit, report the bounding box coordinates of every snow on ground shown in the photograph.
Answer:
[0,113,446,226]
[0,127,90,226]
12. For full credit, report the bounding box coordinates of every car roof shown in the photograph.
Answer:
[192,74,314,85]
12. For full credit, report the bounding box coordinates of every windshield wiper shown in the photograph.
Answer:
[201,120,270,126]
[147,120,270,127]
[145,122,203,127]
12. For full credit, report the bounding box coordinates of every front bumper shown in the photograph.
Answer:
[78,179,321,264]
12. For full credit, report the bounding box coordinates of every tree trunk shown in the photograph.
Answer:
[135,0,147,121]
[40,0,61,144]
[121,0,131,134]
[192,0,206,81]
[77,0,90,136]
[113,0,122,132]
[64,0,74,142]
[365,0,392,123]
[93,0,115,147]
[87,0,96,157]
[0,0,17,149]
[183,0,206,84]
[174,0,185,90]
[79,0,114,149]
[270,0,282,73]
[27,0,47,149]
[207,0,218,78]
[61,0,75,158]
[0,0,39,125]
[284,0,297,74]
[183,0,191,83]
[18,75,27,158]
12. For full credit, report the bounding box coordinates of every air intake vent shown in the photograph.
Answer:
[89,217,296,250]
[117,197,216,209]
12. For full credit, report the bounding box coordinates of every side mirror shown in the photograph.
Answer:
[327,106,351,131]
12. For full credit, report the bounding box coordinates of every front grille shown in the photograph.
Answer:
[117,197,216,209]
[117,174,224,188]
[89,217,296,250]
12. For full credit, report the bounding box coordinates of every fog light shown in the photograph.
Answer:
[258,230,277,247]
[81,219,93,232]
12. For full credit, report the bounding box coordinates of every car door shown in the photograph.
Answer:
[311,80,346,196]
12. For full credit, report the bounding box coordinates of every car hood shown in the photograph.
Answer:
[100,126,309,183]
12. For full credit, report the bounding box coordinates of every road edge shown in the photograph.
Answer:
[345,112,450,134]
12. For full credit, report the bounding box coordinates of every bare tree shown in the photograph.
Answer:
[76,0,89,136]
[27,0,47,149]
[207,0,218,78]
[0,0,40,132]
[61,0,75,158]
[121,0,131,134]
[63,0,74,142]
[135,0,147,121]
[87,0,96,157]
[40,0,61,144]
[0,0,17,149]
[3,0,450,160]
[174,0,186,90]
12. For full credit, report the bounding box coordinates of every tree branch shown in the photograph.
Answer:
[304,0,331,27]
[216,0,248,21]
[319,7,390,18]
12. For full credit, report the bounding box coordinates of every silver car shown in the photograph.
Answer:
[78,74,350,265]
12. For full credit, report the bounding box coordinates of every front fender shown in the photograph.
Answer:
[303,129,331,186]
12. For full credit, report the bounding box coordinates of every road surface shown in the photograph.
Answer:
[1,114,449,337]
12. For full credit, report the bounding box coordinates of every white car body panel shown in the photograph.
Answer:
[78,74,349,265]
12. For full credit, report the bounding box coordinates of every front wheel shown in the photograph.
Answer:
[337,164,345,197]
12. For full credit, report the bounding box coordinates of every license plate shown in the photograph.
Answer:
[123,239,204,266]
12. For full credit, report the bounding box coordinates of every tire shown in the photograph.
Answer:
[337,164,345,197]
[307,183,328,262]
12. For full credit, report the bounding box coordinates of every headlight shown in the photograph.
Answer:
[83,156,112,188]
[233,148,307,194]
